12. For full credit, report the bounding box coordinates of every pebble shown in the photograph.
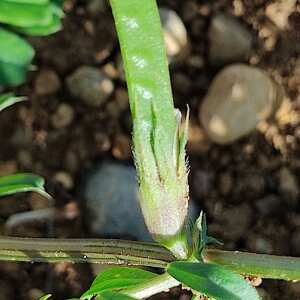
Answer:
[86,0,107,16]
[80,160,197,241]
[34,69,61,95]
[51,103,75,129]
[278,167,299,206]
[255,195,281,217]
[247,234,273,254]
[53,171,74,190]
[80,160,152,241]
[265,0,296,30]
[112,134,132,160]
[66,66,114,107]
[159,7,188,60]
[209,13,252,64]
[222,204,252,240]
[199,64,284,144]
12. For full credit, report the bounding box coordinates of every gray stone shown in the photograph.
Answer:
[51,103,75,129]
[209,13,252,64]
[67,66,114,107]
[81,161,198,241]
[200,64,284,144]
[255,195,281,216]
[81,161,151,241]
[159,7,188,60]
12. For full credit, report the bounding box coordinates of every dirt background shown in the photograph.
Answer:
[0,0,300,299]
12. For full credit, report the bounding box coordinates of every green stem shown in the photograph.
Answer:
[0,237,300,281]
[203,248,300,281]
[0,236,174,268]
[124,273,180,299]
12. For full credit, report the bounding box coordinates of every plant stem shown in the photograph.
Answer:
[203,248,300,281]
[1,237,300,281]
[124,273,180,299]
[0,237,174,268]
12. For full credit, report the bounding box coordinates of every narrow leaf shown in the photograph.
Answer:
[0,173,50,198]
[167,262,260,300]
[0,28,34,86]
[97,291,137,300]
[0,93,26,112]
[81,267,157,300]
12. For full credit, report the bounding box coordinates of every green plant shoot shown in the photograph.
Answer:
[110,0,189,259]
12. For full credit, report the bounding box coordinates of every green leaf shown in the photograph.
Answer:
[0,28,34,86]
[192,212,223,260]
[81,267,157,300]
[39,295,52,300]
[96,291,137,300]
[0,0,53,27]
[12,1,64,36]
[0,93,26,112]
[167,262,260,300]
[0,173,51,198]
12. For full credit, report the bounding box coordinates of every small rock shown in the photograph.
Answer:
[29,193,49,210]
[265,0,296,30]
[17,150,33,169]
[112,134,132,160]
[81,161,152,241]
[159,7,188,60]
[51,103,75,129]
[209,13,252,64]
[53,171,74,190]
[35,69,61,95]
[255,195,281,216]
[278,167,299,206]
[86,0,107,16]
[218,172,233,196]
[67,66,114,107]
[94,132,111,153]
[64,150,79,173]
[199,64,284,144]
[222,204,252,240]
[247,234,273,254]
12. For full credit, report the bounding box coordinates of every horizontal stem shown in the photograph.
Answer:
[0,236,174,268]
[203,248,300,281]
[0,237,300,281]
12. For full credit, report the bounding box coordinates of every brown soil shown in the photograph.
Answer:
[0,0,300,299]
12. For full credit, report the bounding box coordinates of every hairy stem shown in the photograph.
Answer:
[0,237,300,281]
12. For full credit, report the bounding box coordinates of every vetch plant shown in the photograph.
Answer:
[0,0,300,299]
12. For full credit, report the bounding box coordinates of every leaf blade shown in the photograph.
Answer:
[0,93,26,112]
[81,267,157,300]
[0,28,34,86]
[167,262,260,300]
[0,173,50,198]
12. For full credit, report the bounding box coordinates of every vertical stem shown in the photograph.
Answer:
[110,0,189,258]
